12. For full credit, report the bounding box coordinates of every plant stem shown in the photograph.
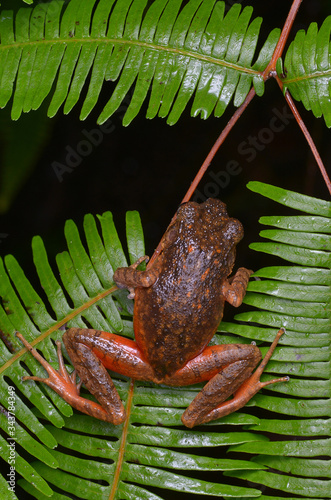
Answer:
[263,0,303,77]
[270,0,330,195]
[149,0,330,266]
[182,0,305,207]
[181,87,256,204]
[283,90,331,195]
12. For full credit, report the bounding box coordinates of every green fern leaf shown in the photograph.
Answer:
[224,181,331,499]
[282,16,331,127]
[0,183,330,499]
[2,1,331,126]
[0,0,280,125]
[0,207,264,499]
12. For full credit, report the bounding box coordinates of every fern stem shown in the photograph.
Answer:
[263,0,303,78]
[182,88,256,204]
[109,379,135,500]
[283,89,331,196]
[148,87,256,266]
[262,0,331,196]
[179,0,306,209]
[0,285,119,374]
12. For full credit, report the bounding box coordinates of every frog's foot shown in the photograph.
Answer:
[17,332,81,394]
[131,255,150,269]
[181,328,289,428]
[17,332,126,425]
[126,256,150,298]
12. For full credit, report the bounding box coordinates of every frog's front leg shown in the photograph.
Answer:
[221,267,253,307]
[177,329,289,428]
[18,329,154,425]
[114,255,159,298]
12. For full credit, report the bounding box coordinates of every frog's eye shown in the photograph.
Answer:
[223,220,244,243]
[164,227,177,245]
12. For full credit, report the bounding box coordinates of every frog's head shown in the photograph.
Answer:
[166,198,244,270]
[176,198,243,242]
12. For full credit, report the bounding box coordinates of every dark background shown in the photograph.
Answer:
[0,0,330,290]
[0,1,330,499]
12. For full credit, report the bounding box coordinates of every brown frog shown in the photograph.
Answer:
[18,199,287,427]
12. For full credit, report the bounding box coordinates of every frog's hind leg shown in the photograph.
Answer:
[181,328,289,428]
[17,329,137,425]
[19,327,157,424]
[62,329,127,424]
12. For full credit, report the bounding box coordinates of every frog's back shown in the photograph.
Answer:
[133,199,243,380]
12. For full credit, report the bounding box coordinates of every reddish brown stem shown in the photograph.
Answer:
[149,0,328,266]
[270,0,330,195]
[181,87,256,204]
[182,0,305,207]
[147,87,255,265]
[263,0,303,77]
[149,88,256,265]
[283,89,331,195]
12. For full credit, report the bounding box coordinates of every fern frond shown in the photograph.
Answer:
[0,207,265,499]
[2,1,331,126]
[0,182,330,499]
[0,0,280,125]
[222,181,331,498]
[282,16,331,127]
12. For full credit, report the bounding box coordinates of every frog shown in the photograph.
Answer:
[18,198,288,427]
